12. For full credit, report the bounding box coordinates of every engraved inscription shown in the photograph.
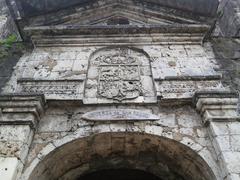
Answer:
[82,109,159,121]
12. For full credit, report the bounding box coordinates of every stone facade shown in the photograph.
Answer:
[0,0,240,180]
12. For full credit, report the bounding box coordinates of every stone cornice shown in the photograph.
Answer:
[194,91,240,125]
[25,24,210,36]
[0,94,46,128]
[25,24,210,46]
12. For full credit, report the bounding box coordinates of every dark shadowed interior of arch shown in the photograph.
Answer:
[78,169,164,180]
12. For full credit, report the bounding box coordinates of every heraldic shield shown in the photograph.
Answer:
[84,47,156,104]
[98,49,142,101]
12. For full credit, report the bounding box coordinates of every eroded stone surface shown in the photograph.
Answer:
[0,1,240,180]
[82,109,159,121]
[2,44,225,103]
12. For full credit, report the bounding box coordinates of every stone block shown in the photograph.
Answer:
[226,173,240,180]
[38,115,71,132]
[72,60,88,72]
[156,113,176,127]
[196,128,208,138]
[37,143,55,160]
[177,113,201,128]
[230,135,240,151]
[214,135,231,152]
[30,52,50,62]
[87,66,98,79]
[51,60,74,72]
[109,123,127,132]
[0,125,31,142]
[141,76,155,96]
[209,122,229,136]
[0,157,19,180]
[145,125,163,135]
[76,51,92,60]
[223,152,240,173]
[180,137,202,152]
[92,124,110,134]
[160,67,181,77]
[228,122,240,135]
[184,45,206,57]
[198,147,222,178]
[180,67,203,76]
[179,128,195,137]
[59,51,76,60]
[151,57,170,68]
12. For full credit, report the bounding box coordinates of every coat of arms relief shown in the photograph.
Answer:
[84,47,156,104]
[97,49,142,101]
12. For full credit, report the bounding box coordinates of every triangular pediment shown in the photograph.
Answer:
[28,1,206,27]
[62,13,174,26]
[23,0,212,44]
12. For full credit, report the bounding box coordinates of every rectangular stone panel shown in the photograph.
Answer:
[18,80,84,100]
[156,80,225,99]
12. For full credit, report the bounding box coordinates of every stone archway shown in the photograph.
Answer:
[26,132,217,180]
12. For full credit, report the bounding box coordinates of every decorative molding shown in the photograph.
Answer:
[0,94,46,128]
[194,91,240,125]
[18,79,84,100]
[156,80,224,101]
[26,25,210,46]
[154,74,222,81]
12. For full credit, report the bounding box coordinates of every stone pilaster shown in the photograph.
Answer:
[0,94,46,180]
[195,91,240,180]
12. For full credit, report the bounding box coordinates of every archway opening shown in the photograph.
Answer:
[27,132,216,180]
[78,169,162,180]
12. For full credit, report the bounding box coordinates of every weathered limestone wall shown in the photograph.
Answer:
[209,121,240,179]
[2,44,224,101]
[0,1,240,180]
[22,103,222,180]
[195,93,240,180]
[0,43,229,179]
[0,95,45,180]
[201,38,240,179]
[0,125,33,179]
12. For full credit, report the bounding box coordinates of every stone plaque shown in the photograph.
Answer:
[82,109,159,121]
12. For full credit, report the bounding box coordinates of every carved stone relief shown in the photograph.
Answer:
[156,80,225,99]
[84,47,156,104]
[18,80,84,100]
